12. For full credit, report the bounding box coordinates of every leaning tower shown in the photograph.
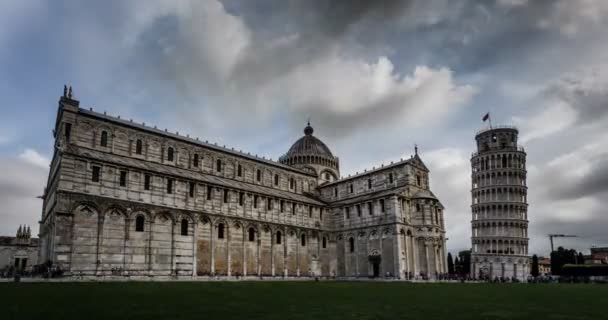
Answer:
[470,126,529,281]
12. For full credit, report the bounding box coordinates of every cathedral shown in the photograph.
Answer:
[38,89,447,279]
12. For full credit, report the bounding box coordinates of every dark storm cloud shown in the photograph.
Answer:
[531,212,608,251]
[543,72,608,124]
[553,158,608,201]
[288,0,412,37]
[223,0,411,38]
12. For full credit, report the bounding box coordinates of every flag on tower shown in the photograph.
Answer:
[482,113,490,122]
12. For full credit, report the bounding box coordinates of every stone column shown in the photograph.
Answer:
[227,224,231,277]
[192,219,198,277]
[442,243,448,273]
[404,232,409,277]
[147,218,153,276]
[283,229,288,276]
[210,222,215,274]
[412,236,418,276]
[95,213,104,276]
[242,229,247,276]
[271,231,275,276]
[123,216,131,276]
[296,231,300,277]
[424,242,430,278]
[354,235,359,277]
[256,229,261,276]
[171,219,176,276]
[393,228,402,279]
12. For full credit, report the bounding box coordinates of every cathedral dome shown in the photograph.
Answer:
[279,122,340,182]
[285,123,334,158]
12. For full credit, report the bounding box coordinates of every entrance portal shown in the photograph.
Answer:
[369,253,381,278]
[372,262,380,277]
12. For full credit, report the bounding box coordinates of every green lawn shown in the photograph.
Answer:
[1,281,605,320]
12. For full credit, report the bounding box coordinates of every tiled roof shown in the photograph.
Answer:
[66,145,326,206]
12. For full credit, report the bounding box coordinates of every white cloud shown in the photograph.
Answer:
[497,0,528,8]
[513,99,577,143]
[537,0,608,36]
[423,148,472,252]
[18,149,50,169]
[0,155,48,236]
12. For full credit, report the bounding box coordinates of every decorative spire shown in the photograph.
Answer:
[304,121,314,136]
[17,225,22,238]
[415,144,418,155]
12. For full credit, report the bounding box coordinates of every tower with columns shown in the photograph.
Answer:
[470,126,529,281]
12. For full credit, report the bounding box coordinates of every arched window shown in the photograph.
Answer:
[181,219,188,236]
[322,237,327,249]
[237,164,242,177]
[135,139,143,155]
[368,179,372,189]
[193,154,199,168]
[389,173,393,184]
[274,174,279,186]
[135,215,145,232]
[349,237,354,252]
[301,233,306,246]
[167,147,174,162]
[216,159,222,172]
[290,178,294,189]
[100,130,108,147]
[248,228,255,242]
[218,223,225,239]
[276,231,282,244]
[256,169,261,182]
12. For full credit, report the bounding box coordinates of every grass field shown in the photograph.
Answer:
[1,281,606,320]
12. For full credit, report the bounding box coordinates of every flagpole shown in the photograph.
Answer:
[489,113,492,129]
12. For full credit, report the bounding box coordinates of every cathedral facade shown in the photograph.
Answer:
[38,91,447,279]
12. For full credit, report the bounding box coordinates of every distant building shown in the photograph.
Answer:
[470,126,529,281]
[0,225,39,274]
[537,257,551,275]
[585,247,608,265]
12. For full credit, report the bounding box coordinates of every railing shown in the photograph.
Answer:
[475,125,518,136]
[471,145,525,157]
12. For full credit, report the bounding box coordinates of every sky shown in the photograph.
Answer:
[1,0,607,256]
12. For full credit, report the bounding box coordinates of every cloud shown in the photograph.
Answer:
[0,154,48,236]
[422,148,472,252]
[513,65,608,143]
[112,1,476,140]
[18,149,50,169]
[536,0,608,36]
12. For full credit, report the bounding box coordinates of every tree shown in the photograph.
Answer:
[458,250,471,275]
[577,252,585,265]
[531,254,539,277]
[447,253,455,275]
[551,246,578,275]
